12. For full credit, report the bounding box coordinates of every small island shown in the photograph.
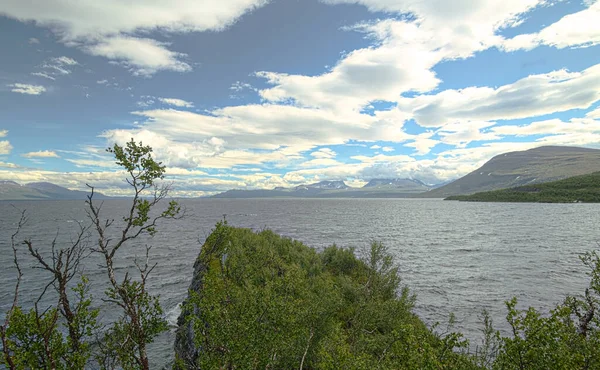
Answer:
[445,172,600,203]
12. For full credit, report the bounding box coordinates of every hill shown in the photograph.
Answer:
[418,146,600,198]
[0,181,111,201]
[445,171,600,203]
[212,178,431,198]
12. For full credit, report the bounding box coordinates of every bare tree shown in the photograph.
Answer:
[0,209,27,369]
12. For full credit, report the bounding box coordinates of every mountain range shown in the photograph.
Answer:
[0,181,110,201]
[212,179,431,198]
[2,146,600,200]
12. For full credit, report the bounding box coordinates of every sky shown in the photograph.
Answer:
[0,0,599,196]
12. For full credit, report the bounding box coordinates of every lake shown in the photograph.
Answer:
[0,198,597,368]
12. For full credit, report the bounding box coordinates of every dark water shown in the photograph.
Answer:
[1,199,598,368]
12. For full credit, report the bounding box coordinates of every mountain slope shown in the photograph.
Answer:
[446,171,600,203]
[418,146,600,198]
[0,181,50,200]
[0,181,110,201]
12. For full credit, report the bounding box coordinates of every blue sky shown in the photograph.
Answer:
[0,0,599,196]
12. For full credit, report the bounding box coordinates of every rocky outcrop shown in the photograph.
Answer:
[173,254,208,368]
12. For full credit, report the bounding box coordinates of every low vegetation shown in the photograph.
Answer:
[446,172,600,203]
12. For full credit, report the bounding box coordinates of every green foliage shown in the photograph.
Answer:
[446,171,600,203]
[0,277,99,369]
[108,139,166,188]
[97,279,168,370]
[478,250,600,370]
[179,224,481,369]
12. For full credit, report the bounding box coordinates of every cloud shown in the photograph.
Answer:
[0,130,7,138]
[22,150,60,158]
[0,0,269,38]
[491,114,600,139]
[230,81,255,92]
[256,0,544,114]
[85,36,191,76]
[310,148,337,159]
[31,72,56,80]
[404,133,439,155]
[0,141,12,155]
[41,56,79,75]
[0,161,18,168]
[503,1,600,51]
[0,0,269,75]
[8,83,46,95]
[28,37,39,44]
[158,97,194,108]
[587,107,600,119]
[370,145,381,149]
[299,158,341,168]
[53,56,78,65]
[436,121,499,147]
[398,64,600,127]
[381,146,394,152]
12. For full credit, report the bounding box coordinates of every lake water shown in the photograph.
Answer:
[1,199,598,368]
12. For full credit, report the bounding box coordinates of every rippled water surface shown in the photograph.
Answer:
[1,199,598,368]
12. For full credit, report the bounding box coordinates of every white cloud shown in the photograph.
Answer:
[503,1,600,51]
[31,72,56,80]
[230,81,255,92]
[103,102,399,171]
[85,37,191,76]
[299,158,341,168]
[0,130,7,138]
[52,56,78,65]
[8,83,46,95]
[158,97,194,108]
[370,145,381,149]
[0,161,18,169]
[0,141,12,155]
[22,150,60,158]
[41,56,79,75]
[126,104,407,155]
[492,115,600,137]
[587,107,600,119]
[0,0,269,75]
[28,37,39,44]
[397,64,600,127]
[0,0,269,38]
[97,79,108,85]
[256,0,544,114]
[381,146,394,152]
[404,132,439,155]
[436,121,499,147]
[310,148,337,159]
[351,153,414,164]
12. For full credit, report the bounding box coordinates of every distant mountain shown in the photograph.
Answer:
[363,178,430,191]
[419,146,600,198]
[299,180,349,190]
[212,178,433,198]
[0,181,111,201]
